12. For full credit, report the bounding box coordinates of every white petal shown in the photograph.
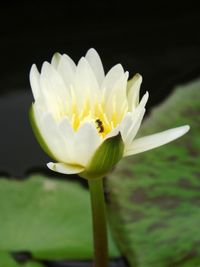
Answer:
[47,162,84,174]
[85,48,105,86]
[58,117,76,163]
[38,112,70,162]
[137,91,149,110]
[119,112,133,142]
[74,122,101,166]
[30,64,41,100]
[59,117,74,138]
[51,52,62,69]
[76,57,99,90]
[102,64,124,91]
[104,72,129,120]
[122,92,149,143]
[124,125,190,156]
[57,54,76,88]
[105,71,129,105]
[75,57,100,108]
[40,62,70,115]
[127,73,142,111]
[40,62,68,95]
[125,108,146,146]
[59,120,102,166]
[61,54,76,71]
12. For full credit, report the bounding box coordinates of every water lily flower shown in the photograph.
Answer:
[29,48,189,179]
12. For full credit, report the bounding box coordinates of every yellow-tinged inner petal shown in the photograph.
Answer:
[53,89,128,138]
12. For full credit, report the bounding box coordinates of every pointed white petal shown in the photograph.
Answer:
[127,73,143,111]
[76,57,99,90]
[85,48,105,86]
[75,57,100,108]
[30,103,57,160]
[30,64,41,100]
[125,108,146,146]
[47,162,84,174]
[74,122,101,166]
[102,64,124,91]
[40,61,68,94]
[124,125,190,156]
[106,71,129,102]
[40,62,70,116]
[39,112,71,162]
[59,119,102,166]
[51,52,62,69]
[122,92,149,143]
[58,117,75,163]
[105,71,129,119]
[137,91,149,109]
[59,117,74,138]
[57,54,76,88]
[119,113,133,141]
[62,53,76,71]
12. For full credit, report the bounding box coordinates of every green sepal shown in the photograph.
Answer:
[80,133,124,180]
[29,104,57,161]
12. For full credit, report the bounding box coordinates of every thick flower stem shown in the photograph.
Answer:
[88,178,109,267]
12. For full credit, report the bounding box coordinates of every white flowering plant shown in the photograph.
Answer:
[29,48,189,267]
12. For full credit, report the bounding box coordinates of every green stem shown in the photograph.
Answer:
[88,178,109,267]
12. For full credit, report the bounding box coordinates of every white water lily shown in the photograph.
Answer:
[29,48,189,179]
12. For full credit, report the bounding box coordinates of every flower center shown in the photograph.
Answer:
[69,100,116,138]
[55,91,128,138]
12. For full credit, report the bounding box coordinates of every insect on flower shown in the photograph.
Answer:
[95,119,104,134]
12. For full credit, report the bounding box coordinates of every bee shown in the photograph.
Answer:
[95,119,104,133]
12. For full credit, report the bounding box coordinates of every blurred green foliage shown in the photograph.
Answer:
[0,175,119,266]
[0,252,43,267]
[107,79,200,267]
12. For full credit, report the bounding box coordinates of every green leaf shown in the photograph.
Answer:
[0,252,44,267]
[107,79,200,267]
[0,175,120,260]
[81,134,124,179]
[29,104,57,161]
[0,253,20,267]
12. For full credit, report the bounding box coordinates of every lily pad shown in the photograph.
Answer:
[0,252,44,267]
[107,79,200,267]
[0,175,120,260]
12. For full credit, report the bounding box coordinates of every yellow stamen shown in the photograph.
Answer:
[54,87,127,137]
